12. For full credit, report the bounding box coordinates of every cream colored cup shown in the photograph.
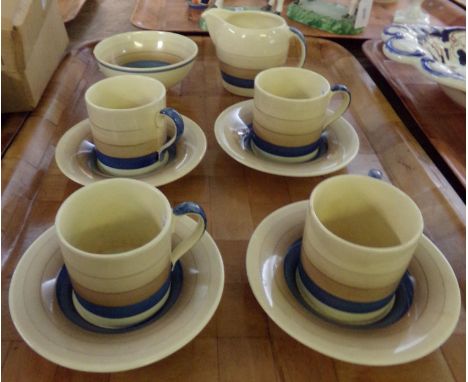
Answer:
[253,67,351,153]
[300,175,423,325]
[85,75,184,176]
[55,178,206,328]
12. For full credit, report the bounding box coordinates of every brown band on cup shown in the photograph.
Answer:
[70,264,171,307]
[252,118,319,147]
[299,251,400,303]
[219,61,261,80]
[93,137,161,158]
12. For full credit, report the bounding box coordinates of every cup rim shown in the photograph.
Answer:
[93,31,199,73]
[85,74,166,112]
[55,178,173,259]
[308,174,424,253]
[255,67,331,103]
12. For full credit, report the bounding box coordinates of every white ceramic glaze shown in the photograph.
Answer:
[94,31,198,88]
[9,219,224,372]
[246,200,461,365]
[55,179,206,326]
[253,67,351,147]
[202,9,306,96]
[54,116,207,186]
[214,100,359,176]
[382,24,466,107]
[71,288,171,329]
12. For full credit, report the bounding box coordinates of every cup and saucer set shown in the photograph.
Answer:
[203,9,359,176]
[9,179,224,372]
[9,10,461,372]
[56,31,207,187]
[10,32,221,372]
[246,176,460,365]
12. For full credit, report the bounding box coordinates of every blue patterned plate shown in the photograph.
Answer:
[382,24,466,106]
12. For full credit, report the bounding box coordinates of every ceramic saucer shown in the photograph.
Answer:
[55,116,207,186]
[246,201,460,366]
[214,100,359,177]
[9,216,224,372]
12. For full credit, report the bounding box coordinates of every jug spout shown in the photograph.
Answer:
[202,8,233,45]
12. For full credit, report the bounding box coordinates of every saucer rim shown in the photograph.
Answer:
[9,218,224,372]
[246,200,461,366]
[214,100,359,177]
[55,115,207,186]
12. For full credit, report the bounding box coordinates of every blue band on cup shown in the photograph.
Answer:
[74,274,171,319]
[250,126,322,158]
[221,71,255,89]
[95,149,160,170]
[297,259,396,314]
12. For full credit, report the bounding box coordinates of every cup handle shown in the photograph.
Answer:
[322,84,351,128]
[156,107,185,158]
[170,202,207,266]
[289,27,307,67]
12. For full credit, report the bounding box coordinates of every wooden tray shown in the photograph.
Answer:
[130,0,465,38]
[2,37,465,381]
[363,39,466,189]
[58,0,88,23]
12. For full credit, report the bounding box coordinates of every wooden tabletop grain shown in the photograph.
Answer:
[1,34,465,381]
[363,39,466,190]
[130,0,466,39]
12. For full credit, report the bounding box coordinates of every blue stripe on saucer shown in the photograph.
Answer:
[56,263,183,334]
[221,71,254,89]
[74,275,171,319]
[249,125,322,158]
[283,239,414,329]
[297,259,394,314]
[95,149,159,170]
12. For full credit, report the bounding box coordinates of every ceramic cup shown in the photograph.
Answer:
[55,178,207,329]
[252,67,351,163]
[85,75,184,176]
[299,175,423,326]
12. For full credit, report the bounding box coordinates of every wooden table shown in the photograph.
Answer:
[2,34,465,381]
[130,0,466,38]
[363,39,466,191]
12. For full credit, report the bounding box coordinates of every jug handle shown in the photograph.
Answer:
[289,27,307,67]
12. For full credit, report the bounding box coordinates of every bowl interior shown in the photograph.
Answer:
[94,32,198,70]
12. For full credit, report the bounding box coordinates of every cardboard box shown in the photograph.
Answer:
[2,0,69,113]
